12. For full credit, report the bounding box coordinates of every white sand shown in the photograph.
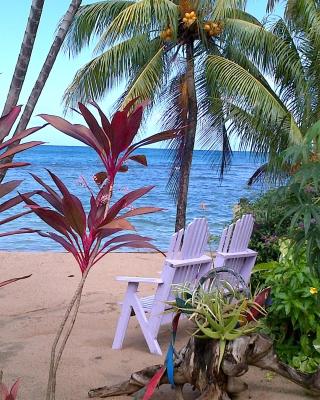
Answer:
[0,252,314,399]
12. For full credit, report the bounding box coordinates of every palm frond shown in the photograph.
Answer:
[94,0,179,53]
[119,45,165,108]
[206,55,303,144]
[63,35,162,109]
[64,1,134,56]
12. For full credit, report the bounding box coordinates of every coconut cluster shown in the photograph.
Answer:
[204,21,223,37]
[182,11,197,27]
[160,27,173,41]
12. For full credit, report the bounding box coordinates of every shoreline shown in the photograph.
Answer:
[0,252,312,399]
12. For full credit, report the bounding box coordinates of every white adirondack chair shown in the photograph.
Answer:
[112,218,212,355]
[214,214,257,285]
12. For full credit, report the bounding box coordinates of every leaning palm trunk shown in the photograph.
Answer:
[175,41,198,231]
[0,0,82,183]
[0,0,45,122]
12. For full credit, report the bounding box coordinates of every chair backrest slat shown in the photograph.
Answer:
[154,218,211,308]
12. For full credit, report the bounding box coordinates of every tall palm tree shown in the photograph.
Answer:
[207,0,320,184]
[1,0,45,119]
[63,0,303,229]
[0,0,82,182]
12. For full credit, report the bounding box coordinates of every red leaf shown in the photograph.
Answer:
[0,210,31,226]
[0,124,46,151]
[62,193,86,238]
[103,234,152,247]
[39,114,102,152]
[128,154,147,166]
[78,103,109,151]
[0,105,21,141]
[88,195,98,231]
[97,235,152,254]
[110,110,128,158]
[44,171,86,237]
[43,232,82,266]
[107,240,159,254]
[22,195,71,237]
[122,98,139,114]
[0,180,23,199]
[0,190,38,213]
[0,274,31,288]
[142,366,166,400]
[127,130,178,154]
[0,228,38,238]
[0,162,30,169]
[101,186,154,226]
[118,164,128,172]
[0,141,44,160]
[9,379,20,399]
[124,105,143,149]
[99,218,135,231]
[88,100,112,140]
[30,173,63,212]
[120,206,163,219]
[93,171,108,186]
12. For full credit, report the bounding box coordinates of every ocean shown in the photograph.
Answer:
[0,146,265,251]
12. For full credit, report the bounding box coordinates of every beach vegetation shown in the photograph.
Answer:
[21,99,177,400]
[259,249,320,373]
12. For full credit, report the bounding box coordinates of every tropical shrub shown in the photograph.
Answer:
[261,250,320,373]
[233,190,293,267]
[264,126,320,278]
[22,99,177,400]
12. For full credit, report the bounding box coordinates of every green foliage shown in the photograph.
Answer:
[261,251,320,373]
[267,126,320,277]
[234,192,290,264]
[171,283,264,370]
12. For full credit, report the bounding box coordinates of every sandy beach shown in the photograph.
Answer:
[0,252,314,399]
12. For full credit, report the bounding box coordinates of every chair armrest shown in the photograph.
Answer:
[166,255,212,267]
[215,249,257,259]
[115,276,163,284]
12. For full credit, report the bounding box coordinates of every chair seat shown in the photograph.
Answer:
[141,295,155,311]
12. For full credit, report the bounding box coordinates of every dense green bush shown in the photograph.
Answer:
[234,191,291,264]
[258,249,320,373]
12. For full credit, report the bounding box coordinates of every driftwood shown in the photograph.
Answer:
[89,333,320,400]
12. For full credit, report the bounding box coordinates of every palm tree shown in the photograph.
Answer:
[0,0,82,182]
[207,0,320,184]
[1,0,45,119]
[63,0,303,230]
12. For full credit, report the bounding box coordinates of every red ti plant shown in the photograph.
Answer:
[0,105,44,288]
[0,378,19,400]
[23,99,178,400]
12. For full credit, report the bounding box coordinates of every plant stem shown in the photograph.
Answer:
[46,266,90,400]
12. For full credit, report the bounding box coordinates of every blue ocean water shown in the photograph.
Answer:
[0,146,265,251]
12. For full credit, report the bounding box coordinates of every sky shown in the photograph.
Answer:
[0,0,273,147]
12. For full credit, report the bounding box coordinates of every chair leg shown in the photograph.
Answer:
[131,293,162,355]
[112,282,138,350]
[112,302,133,350]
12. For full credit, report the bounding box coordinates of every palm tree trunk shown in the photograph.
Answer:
[0,0,82,183]
[0,0,45,121]
[175,41,198,231]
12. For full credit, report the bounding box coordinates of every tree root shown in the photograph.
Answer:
[89,333,320,399]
